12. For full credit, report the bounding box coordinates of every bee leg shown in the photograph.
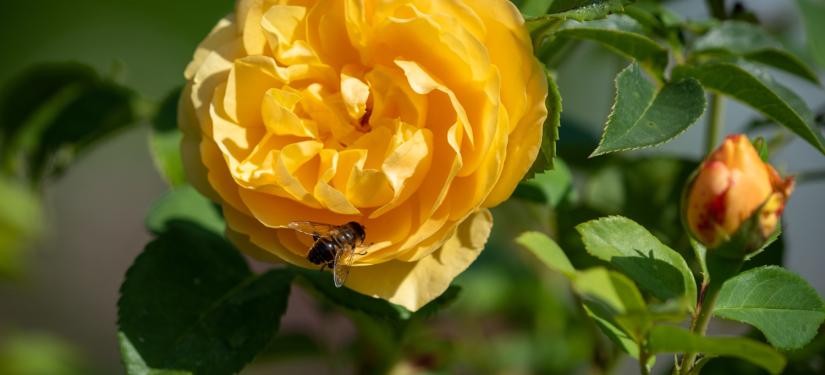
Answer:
[319,263,327,272]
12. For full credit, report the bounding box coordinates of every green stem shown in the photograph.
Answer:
[705,94,725,155]
[639,345,651,375]
[679,256,743,373]
[679,283,718,371]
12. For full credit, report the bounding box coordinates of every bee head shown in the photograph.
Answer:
[347,221,366,244]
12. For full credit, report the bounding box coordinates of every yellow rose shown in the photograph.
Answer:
[685,135,794,250]
[179,0,548,311]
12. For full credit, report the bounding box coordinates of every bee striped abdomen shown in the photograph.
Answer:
[308,238,337,265]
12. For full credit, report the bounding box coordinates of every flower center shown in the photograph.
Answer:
[357,104,373,132]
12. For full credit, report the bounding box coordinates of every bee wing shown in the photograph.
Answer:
[286,221,336,239]
[332,244,357,288]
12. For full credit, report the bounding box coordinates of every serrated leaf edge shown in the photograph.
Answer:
[591,64,707,157]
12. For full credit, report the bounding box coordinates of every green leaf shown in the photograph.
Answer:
[798,0,825,69]
[516,231,576,277]
[714,266,825,350]
[292,266,410,322]
[556,15,669,72]
[0,62,97,153]
[0,178,42,278]
[547,0,629,22]
[591,63,706,157]
[514,158,573,206]
[674,62,825,155]
[744,49,820,85]
[118,333,192,375]
[574,268,647,315]
[694,21,779,54]
[575,216,697,310]
[150,88,186,187]
[516,0,554,17]
[28,81,137,181]
[693,21,819,84]
[0,63,139,183]
[526,70,562,177]
[118,221,293,375]
[145,185,224,236]
[648,325,787,374]
[574,268,649,356]
[623,2,684,36]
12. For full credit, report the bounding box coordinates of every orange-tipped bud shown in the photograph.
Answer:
[685,135,794,250]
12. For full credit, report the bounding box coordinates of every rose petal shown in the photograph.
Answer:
[345,208,492,311]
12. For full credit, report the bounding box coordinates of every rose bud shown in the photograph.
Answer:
[685,135,794,251]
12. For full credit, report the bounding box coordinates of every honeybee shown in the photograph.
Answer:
[286,221,367,287]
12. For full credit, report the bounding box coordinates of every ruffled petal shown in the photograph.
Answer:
[345,209,492,311]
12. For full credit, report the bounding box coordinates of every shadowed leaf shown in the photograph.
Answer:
[576,216,697,310]
[118,221,292,375]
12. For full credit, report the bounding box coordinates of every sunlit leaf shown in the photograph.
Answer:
[514,159,573,206]
[0,178,42,278]
[145,185,224,236]
[673,61,825,155]
[574,268,650,357]
[118,221,293,375]
[648,325,786,374]
[516,231,575,277]
[0,332,92,375]
[575,216,697,310]
[591,63,706,157]
[118,333,191,375]
[714,266,825,350]
[516,0,554,17]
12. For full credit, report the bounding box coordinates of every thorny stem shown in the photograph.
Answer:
[678,257,743,374]
[678,282,717,372]
[705,94,725,155]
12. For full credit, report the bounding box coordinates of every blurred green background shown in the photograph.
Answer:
[1,0,824,374]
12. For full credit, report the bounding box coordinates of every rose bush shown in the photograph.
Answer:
[685,134,794,250]
[179,0,548,310]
